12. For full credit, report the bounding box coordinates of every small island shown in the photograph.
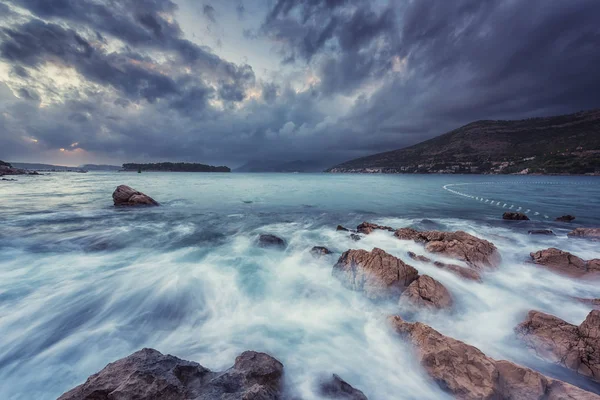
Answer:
[122,162,230,173]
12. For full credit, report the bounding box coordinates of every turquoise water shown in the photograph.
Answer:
[1,173,599,399]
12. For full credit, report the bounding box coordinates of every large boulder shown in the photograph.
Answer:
[407,251,482,282]
[59,348,284,400]
[515,310,600,383]
[399,275,453,310]
[319,374,368,400]
[568,228,600,241]
[332,248,419,300]
[112,185,159,206]
[503,212,530,221]
[258,234,287,249]
[394,228,501,270]
[530,248,600,277]
[388,316,600,400]
[356,222,394,235]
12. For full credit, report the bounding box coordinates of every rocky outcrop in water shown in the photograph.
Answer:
[502,212,530,221]
[258,234,286,249]
[350,234,361,241]
[356,222,394,235]
[407,251,482,282]
[515,310,600,383]
[528,229,555,235]
[556,215,576,222]
[388,316,600,400]
[336,225,350,232]
[58,348,284,400]
[332,248,419,300]
[568,228,600,241]
[394,228,501,270]
[311,246,332,257]
[530,248,600,277]
[399,275,453,310]
[112,185,159,206]
[319,374,368,400]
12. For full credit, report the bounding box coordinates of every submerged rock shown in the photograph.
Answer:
[407,251,482,282]
[258,234,286,249]
[311,246,332,257]
[556,215,576,222]
[399,275,453,310]
[503,212,530,221]
[568,228,600,241]
[319,374,368,400]
[528,229,555,235]
[58,348,284,400]
[515,310,600,383]
[112,185,159,206]
[356,222,394,235]
[388,316,600,400]
[336,225,350,232]
[394,228,501,270]
[332,248,419,300]
[530,248,600,277]
[350,234,361,241]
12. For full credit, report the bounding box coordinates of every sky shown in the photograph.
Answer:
[1,0,599,168]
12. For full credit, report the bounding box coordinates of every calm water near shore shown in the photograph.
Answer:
[1,172,600,399]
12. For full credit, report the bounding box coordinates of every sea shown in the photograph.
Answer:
[1,172,599,399]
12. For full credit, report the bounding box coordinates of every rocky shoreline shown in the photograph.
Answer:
[57,188,600,399]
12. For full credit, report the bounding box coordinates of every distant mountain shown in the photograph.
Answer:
[327,109,600,175]
[122,162,230,172]
[235,159,331,172]
[11,162,84,171]
[79,164,121,171]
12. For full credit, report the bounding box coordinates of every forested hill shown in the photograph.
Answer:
[123,162,230,172]
[327,109,600,175]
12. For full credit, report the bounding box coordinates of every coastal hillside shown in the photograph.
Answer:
[327,109,600,174]
[122,162,230,172]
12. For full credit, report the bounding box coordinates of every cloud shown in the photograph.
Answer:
[203,4,216,23]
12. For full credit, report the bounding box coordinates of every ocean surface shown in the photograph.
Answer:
[1,172,599,399]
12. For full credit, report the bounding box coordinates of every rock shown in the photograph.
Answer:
[528,229,555,235]
[388,316,600,400]
[568,228,600,241]
[337,225,350,232]
[319,374,368,400]
[503,212,530,221]
[350,234,361,241]
[394,228,501,270]
[112,185,159,206]
[356,222,394,235]
[556,215,576,222]
[332,248,419,300]
[1,178,17,181]
[58,348,284,400]
[399,275,453,310]
[311,246,332,257]
[575,298,600,309]
[515,310,600,383]
[258,234,286,249]
[0,165,28,175]
[530,248,600,277]
[407,251,482,282]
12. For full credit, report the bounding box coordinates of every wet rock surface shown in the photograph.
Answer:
[356,222,394,235]
[515,310,600,383]
[336,225,350,232]
[399,275,453,310]
[530,248,600,277]
[528,229,555,235]
[112,185,159,206]
[350,233,361,241]
[394,228,501,270]
[389,316,600,400]
[407,251,482,282]
[59,348,284,400]
[568,228,600,241]
[258,234,287,249]
[503,212,530,220]
[319,374,368,400]
[332,248,419,300]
